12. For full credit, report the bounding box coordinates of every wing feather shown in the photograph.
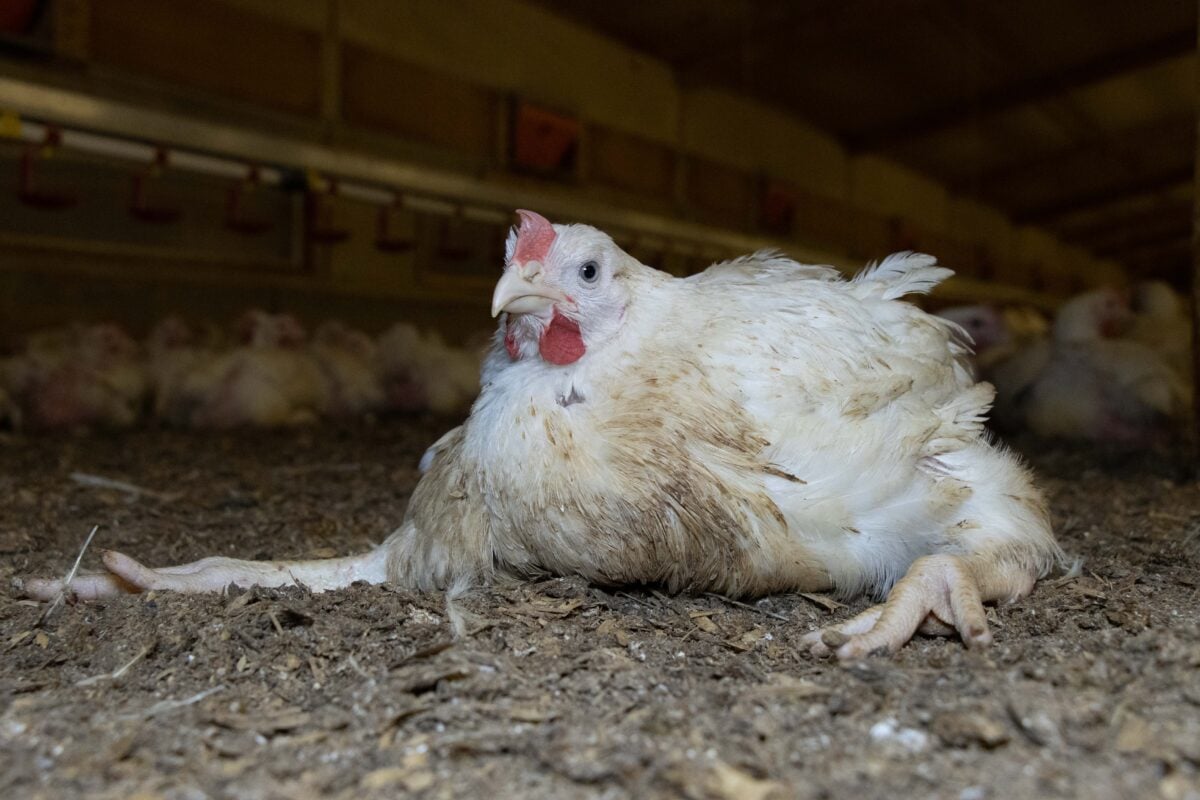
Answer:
[851,251,953,300]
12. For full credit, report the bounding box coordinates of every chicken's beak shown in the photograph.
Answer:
[491,267,566,318]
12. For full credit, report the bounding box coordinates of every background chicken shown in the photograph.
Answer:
[1127,280,1192,383]
[375,322,480,415]
[933,304,1011,378]
[146,315,220,425]
[24,211,1062,659]
[988,288,1189,443]
[309,320,387,418]
[168,310,329,429]
[7,322,147,430]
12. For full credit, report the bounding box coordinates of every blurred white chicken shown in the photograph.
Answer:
[309,320,385,418]
[9,323,147,430]
[933,304,1011,378]
[375,322,480,415]
[147,315,220,425]
[1126,280,1191,382]
[167,310,329,428]
[27,211,1062,659]
[991,288,1190,443]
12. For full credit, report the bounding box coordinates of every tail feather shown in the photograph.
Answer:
[853,252,953,300]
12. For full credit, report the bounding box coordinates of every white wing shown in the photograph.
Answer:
[660,252,992,593]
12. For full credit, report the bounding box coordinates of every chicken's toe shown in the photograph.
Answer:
[20,571,138,601]
[800,606,883,657]
[804,554,994,660]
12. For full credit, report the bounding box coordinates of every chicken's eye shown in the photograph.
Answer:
[579,261,599,283]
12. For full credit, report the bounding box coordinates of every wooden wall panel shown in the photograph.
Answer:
[921,233,974,277]
[793,191,861,255]
[342,45,496,160]
[848,212,893,262]
[90,0,322,116]
[684,156,754,228]
[588,126,675,201]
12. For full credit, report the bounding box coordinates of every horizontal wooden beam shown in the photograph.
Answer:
[1117,237,1191,268]
[851,30,1196,151]
[1092,220,1192,258]
[673,0,936,81]
[1122,256,1190,283]
[1053,197,1193,242]
[953,116,1195,195]
[1014,166,1194,224]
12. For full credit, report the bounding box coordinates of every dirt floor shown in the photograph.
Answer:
[1,419,1198,800]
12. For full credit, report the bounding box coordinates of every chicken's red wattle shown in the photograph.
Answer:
[539,312,585,365]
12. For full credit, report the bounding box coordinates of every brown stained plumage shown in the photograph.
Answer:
[392,355,829,598]
[385,425,497,591]
[762,465,806,484]
[926,478,974,516]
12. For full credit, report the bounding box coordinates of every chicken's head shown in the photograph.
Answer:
[315,320,375,358]
[1132,281,1183,320]
[935,305,1010,354]
[491,210,631,365]
[237,310,307,349]
[81,323,139,364]
[148,315,194,352]
[1053,287,1131,343]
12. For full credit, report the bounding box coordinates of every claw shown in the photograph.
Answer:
[21,570,139,602]
[802,554,1007,659]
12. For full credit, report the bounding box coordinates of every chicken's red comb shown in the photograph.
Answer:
[513,209,556,264]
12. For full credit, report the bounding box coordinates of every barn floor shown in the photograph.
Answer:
[0,420,1198,800]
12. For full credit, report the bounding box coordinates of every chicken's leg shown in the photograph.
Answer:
[801,554,1034,659]
[21,547,389,601]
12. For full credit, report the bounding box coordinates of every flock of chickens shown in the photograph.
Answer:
[0,311,482,432]
[936,280,1193,445]
[0,278,1192,446]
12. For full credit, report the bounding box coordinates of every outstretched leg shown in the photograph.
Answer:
[22,547,389,601]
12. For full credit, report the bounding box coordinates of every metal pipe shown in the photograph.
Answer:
[0,74,1062,308]
[0,75,825,258]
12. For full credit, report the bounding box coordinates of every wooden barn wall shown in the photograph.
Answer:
[340,46,497,162]
[89,0,323,117]
[0,0,1126,341]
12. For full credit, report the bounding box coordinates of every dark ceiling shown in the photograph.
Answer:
[534,0,1197,284]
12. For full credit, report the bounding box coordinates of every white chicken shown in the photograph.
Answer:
[993,288,1190,443]
[375,322,480,415]
[11,323,147,430]
[933,304,1011,378]
[24,211,1062,659]
[1126,280,1191,382]
[166,310,329,428]
[309,320,386,418]
[146,315,219,425]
